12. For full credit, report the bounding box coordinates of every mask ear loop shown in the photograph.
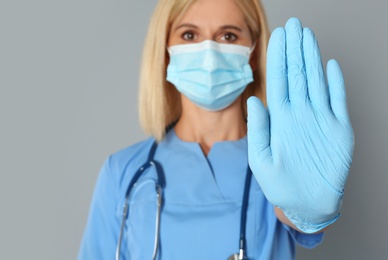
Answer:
[249,41,257,54]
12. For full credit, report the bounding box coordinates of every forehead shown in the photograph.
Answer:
[172,0,247,29]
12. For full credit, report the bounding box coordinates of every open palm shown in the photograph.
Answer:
[247,18,354,233]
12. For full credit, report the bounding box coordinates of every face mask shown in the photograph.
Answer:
[166,40,255,111]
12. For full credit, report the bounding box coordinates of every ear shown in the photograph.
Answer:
[249,38,259,72]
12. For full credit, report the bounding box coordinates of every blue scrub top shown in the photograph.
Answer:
[78,129,323,260]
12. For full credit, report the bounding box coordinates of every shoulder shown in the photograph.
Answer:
[78,138,155,259]
[109,138,154,168]
[106,137,155,182]
[92,137,156,197]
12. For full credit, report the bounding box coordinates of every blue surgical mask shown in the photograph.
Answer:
[166,40,255,111]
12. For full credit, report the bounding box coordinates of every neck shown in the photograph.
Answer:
[174,95,247,155]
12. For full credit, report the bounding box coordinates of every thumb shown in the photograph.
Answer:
[247,96,272,166]
[327,59,350,125]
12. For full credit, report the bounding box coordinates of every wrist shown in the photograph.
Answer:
[280,204,341,234]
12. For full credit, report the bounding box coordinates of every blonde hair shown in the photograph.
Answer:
[139,0,270,141]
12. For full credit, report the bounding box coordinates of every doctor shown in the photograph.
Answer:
[78,0,354,259]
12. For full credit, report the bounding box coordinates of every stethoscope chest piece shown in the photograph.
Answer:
[228,248,246,260]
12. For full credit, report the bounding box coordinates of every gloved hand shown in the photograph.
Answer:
[247,17,354,233]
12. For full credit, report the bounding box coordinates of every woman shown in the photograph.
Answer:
[78,0,354,259]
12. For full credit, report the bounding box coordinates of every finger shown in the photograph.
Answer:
[303,28,329,111]
[267,27,288,113]
[247,96,272,165]
[327,59,350,123]
[285,17,308,105]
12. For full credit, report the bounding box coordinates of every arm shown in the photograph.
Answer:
[78,157,120,260]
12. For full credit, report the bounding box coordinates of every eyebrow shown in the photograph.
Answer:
[174,23,243,32]
[219,25,243,32]
[174,23,199,31]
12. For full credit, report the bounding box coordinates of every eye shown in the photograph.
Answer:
[181,31,197,41]
[220,32,238,43]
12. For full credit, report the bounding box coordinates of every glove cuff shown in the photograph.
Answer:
[282,207,341,234]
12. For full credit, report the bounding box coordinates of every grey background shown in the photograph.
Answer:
[1,0,386,259]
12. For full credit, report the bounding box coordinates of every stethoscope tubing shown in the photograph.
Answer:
[116,138,252,260]
[239,167,252,259]
[116,141,166,260]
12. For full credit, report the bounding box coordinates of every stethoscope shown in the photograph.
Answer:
[116,132,253,260]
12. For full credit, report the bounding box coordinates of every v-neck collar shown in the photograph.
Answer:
[168,128,247,159]
[156,129,249,203]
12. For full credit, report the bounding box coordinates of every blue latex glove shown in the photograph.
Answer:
[247,18,354,233]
